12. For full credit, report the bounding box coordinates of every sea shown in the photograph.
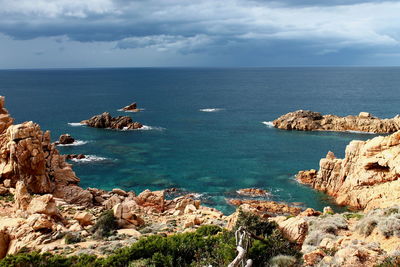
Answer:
[1,67,399,214]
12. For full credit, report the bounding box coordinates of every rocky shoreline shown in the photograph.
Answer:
[273,110,400,133]
[1,96,400,266]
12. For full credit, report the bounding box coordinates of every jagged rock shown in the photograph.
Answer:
[0,96,14,135]
[57,134,75,145]
[135,190,165,213]
[0,230,9,259]
[80,112,143,130]
[14,181,31,211]
[184,204,197,214]
[0,98,90,206]
[273,110,400,133]
[74,212,94,226]
[121,102,140,112]
[296,131,400,211]
[28,194,58,216]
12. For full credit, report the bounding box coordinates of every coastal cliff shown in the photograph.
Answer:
[297,130,400,211]
[273,110,400,133]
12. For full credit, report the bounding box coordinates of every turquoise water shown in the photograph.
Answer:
[1,67,399,213]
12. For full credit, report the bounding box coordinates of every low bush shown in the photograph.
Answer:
[91,210,118,239]
[269,254,297,267]
[356,207,400,238]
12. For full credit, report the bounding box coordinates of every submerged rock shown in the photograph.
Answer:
[80,112,142,130]
[273,110,400,133]
[296,130,400,211]
[236,188,269,197]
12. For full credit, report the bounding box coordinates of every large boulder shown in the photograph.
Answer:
[27,194,57,216]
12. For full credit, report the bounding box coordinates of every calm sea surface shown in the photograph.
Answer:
[1,67,399,213]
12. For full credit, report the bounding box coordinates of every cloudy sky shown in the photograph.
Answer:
[1,0,400,68]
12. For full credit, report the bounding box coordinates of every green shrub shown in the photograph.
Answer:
[0,193,14,203]
[64,232,83,244]
[0,210,301,267]
[91,210,118,239]
[269,254,297,267]
[375,255,400,267]
[343,212,364,220]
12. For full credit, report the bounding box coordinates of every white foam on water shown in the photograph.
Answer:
[68,122,83,127]
[70,155,108,163]
[57,140,89,147]
[262,121,274,127]
[135,125,165,131]
[199,108,224,112]
[346,130,376,134]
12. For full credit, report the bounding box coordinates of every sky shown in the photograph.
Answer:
[1,0,400,68]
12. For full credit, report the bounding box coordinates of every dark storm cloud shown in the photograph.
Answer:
[0,0,399,67]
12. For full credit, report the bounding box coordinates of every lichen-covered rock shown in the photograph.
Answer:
[273,110,400,133]
[296,131,400,211]
[80,112,142,130]
[14,181,31,211]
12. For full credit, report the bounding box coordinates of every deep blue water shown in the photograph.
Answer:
[1,67,399,214]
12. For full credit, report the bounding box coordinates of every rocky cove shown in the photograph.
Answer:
[0,96,400,266]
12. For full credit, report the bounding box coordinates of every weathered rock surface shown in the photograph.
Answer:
[57,134,75,145]
[273,110,400,133]
[80,112,142,130]
[121,102,140,112]
[297,131,400,211]
[0,97,92,206]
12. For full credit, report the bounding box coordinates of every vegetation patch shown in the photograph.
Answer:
[0,211,301,267]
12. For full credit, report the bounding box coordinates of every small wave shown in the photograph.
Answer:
[136,125,165,131]
[117,108,145,112]
[262,121,274,127]
[70,155,108,163]
[68,122,83,127]
[199,108,224,112]
[346,130,376,134]
[57,140,89,147]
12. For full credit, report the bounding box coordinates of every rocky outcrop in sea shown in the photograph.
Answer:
[273,110,400,133]
[81,112,143,130]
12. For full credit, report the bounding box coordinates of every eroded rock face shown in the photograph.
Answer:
[273,110,400,133]
[81,112,142,130]
[297,131,400,211]
[0,97,92,206]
